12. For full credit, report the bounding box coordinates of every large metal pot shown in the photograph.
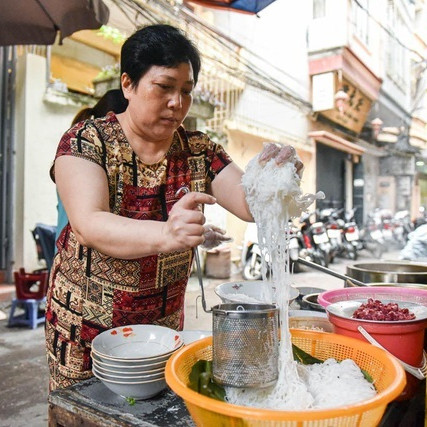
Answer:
[345,281,427,289]
[346,262,427,285]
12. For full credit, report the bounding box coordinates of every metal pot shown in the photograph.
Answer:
[345,281,427,289]
[346,262,427,285]
[301,293,326,312]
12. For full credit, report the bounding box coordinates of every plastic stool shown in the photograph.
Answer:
[7,268,49,329]
[14,268,48,300]
[8,297,46,329]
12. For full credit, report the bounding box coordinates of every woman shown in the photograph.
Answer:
[46,24,298,391]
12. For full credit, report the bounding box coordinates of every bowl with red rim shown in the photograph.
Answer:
[91,325,182,399]
[92,325,184,363]
[91,351,168,371]
[92,366,167,400]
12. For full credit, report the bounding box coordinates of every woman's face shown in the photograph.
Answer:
[121,62,194,142]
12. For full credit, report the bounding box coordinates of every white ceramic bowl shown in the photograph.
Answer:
[91,352,167,373]
[91,343,183,365]
[93,367,167,400]
[181,330,212,345]
[93,364,165,380]
[92,325,183,360]
[215,280,299,304]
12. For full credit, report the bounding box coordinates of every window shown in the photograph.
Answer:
[353,0,370,46]
[313,0,326,19]
[386,1,406,89]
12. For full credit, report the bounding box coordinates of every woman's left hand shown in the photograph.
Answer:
[201,225,232,249]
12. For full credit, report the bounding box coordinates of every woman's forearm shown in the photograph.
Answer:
[71,211,170,259]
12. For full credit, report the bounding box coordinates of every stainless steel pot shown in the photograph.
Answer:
[345,280,427,289]
[346,262,427,285]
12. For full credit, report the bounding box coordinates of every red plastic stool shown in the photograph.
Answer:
[8,269,48,329]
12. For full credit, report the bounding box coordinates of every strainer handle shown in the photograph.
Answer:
[175,185,211,314]
[193,247,211,313]
[297,257,367,287]
[358,325,426,380]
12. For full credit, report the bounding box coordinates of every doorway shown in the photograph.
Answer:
[316,143,347,210]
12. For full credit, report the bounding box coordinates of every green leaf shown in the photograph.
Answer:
[188,359,226,401]
[361,369,374,384]
[189,360,206,392]
[125,397,136,406]
[292,344,323,365]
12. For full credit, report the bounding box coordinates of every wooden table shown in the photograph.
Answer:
[48,366,425,426]
[48,377,194,426]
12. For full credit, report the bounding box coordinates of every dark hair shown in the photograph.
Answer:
[71,107,93,126]
[70,89,128,128]
[121,24,201,87]
[92,89,128,117]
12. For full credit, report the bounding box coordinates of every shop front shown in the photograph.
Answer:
[308,47,382,224]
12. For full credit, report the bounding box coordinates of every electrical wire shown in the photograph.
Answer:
[353,0,426,64]
[108,0,312,111]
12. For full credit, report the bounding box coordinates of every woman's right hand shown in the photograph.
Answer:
[258,142,304,177]
[162,192,216,252]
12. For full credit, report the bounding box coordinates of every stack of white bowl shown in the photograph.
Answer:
[91,324,184,400]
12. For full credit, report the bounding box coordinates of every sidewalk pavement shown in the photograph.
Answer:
[0,249,403,426]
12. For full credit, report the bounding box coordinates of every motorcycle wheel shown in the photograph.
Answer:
[243,256,263,281]
[346,245,358,260]
[313,250,329,268]
[371,243,384,259]
[290,260,300,273]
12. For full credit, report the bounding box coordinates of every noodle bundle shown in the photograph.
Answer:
[227,146,375,410]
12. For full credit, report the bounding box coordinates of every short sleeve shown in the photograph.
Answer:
[186,131,233,185]
[55,120,106,170]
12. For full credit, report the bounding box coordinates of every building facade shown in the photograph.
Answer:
[0,0,426,279]
[306,0,424,225]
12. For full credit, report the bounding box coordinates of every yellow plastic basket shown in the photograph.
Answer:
[165,329,406,427]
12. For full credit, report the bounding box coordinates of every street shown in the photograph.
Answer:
[0,248,401,426]
[183,248,402,331]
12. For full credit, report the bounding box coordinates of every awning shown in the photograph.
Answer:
[0,0,109,46]
[188,0,277,14]
[308,131,365,156]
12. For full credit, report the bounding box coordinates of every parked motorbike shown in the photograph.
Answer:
[299,212,330,267]
[359,210,386,258]
[341,220,359,260]
[317,207,362,261]
[241,222,304,280]
[317,208,344,263]
[241,223,263,280]
[392,210,413,249]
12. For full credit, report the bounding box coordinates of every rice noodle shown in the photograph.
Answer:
[225,148,375,410]
[222,293,263,303]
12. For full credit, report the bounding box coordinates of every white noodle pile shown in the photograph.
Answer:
[225,149,375,410]
[298,359,377,408]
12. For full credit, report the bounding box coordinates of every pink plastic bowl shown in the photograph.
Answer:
[319,286,427,400]
[318,286,427,309]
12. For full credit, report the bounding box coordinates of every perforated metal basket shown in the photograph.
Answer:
[212,303,279,388]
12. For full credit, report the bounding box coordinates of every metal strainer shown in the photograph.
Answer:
[212,303,279,388]
[175,185,280,388]
[194,239,279,388]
